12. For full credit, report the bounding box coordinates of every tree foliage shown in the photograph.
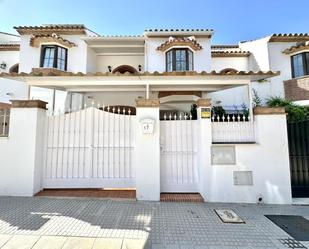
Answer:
[266,96,309,122]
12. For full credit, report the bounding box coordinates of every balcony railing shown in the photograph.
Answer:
[212,114,255,143]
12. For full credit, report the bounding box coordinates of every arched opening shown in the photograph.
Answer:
[9,63,19,73]
[112,65,138,74]
[220,68,238,74]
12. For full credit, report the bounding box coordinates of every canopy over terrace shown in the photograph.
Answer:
[0,70,279,95]
[1,70,279,116]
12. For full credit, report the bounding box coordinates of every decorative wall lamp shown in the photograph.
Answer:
[0,61,7,70]
[138,65,142,72]
[108,65,112,72]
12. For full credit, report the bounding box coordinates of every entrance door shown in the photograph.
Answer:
[160,117,199,192]
[288,119,309,197]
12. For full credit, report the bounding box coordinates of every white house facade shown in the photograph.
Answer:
[0,24,308,204]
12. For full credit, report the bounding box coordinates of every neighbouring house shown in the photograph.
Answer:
[0,24,308,203]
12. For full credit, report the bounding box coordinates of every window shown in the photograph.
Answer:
[40,45,68,71]
[166,48,193,72]
[291,52,309,78]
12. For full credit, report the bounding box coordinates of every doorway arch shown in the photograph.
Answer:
[112,65,138,74]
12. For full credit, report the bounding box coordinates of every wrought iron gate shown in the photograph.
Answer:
[43,107,135,189]
[287,119,309,197]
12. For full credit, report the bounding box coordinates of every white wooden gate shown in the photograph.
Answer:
[43,107,135,188]
[160,115,199,192]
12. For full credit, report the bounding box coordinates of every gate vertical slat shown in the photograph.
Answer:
[303,121,309,186]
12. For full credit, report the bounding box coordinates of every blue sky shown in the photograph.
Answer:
[0,0,308,44]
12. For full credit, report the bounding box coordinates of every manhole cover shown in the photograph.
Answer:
[214,209,245,223]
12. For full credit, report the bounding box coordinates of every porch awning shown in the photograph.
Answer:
[0,70,279,92]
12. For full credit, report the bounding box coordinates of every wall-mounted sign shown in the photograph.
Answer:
[201,107,211,119]
[140,118,155,134]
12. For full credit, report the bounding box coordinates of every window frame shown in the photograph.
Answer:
[165,48,194,72]
[291,52,309,78]
[40,45,68,71]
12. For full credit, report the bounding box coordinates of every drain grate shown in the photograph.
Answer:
[279,238,307,249]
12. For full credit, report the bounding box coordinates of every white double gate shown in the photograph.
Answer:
[43,107,135,188]
[160,119,199,192]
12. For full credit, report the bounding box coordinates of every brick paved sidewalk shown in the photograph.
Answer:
[0,196,308,249]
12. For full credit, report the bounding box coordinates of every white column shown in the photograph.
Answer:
[134,99,160,201]
[196,99,212,200]
[0,100,47,196]
[253,107,292,204]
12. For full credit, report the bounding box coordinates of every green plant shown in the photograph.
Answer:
[266,96,309,122]
[211,106,226,117]
[190,104,197,120]
[252,89,262,107]
[241,103,249,116]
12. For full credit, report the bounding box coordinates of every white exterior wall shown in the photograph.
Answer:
[19,35,88,73]
[145,38,211,72]
[267,42,297,98]
[96,55,144,73]
[209,56,249,108]
[0,107,46,196]
[0,46,28,103]
[0,32,19,42]
[86,47,97,72]
[0,50,19,73]
[84,91,158,107]
[211,57,249,71]
[206,114,292,204]
[0,78,28,103]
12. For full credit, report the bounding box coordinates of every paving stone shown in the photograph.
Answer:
[61,237,95,249]
[0,234,12,248]
[1,235,39,249]
[31,236,67,249]
[122,238,147,249]
[92,238,123,249]
[0,197,308,248]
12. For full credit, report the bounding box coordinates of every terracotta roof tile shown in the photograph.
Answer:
[14,24,87,35]
[145,28,214,32]
[0,43,20,51]
[157,37,203,51]
[29,34,77,48]
[211,45,239,49]
[211,50,250,57]
[270,33,309,42]
[0,69,279,77]
[282,42,309,54]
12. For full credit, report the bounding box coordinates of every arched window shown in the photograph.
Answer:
[112,65,138,74]
[166,48,193,72]
[9,63,19,73]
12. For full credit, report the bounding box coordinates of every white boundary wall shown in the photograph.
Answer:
[206,114,292,204]
[0,99,292,204]
[0,106,45,196]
